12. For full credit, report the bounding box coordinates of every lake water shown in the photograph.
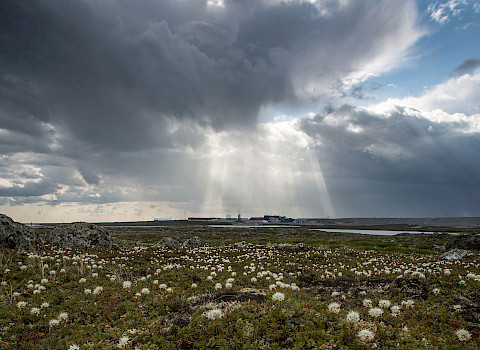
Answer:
[310,229,456,236]
[209,225,301,228]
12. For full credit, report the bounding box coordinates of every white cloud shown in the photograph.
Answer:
[428,0,469,23]
[374,68,480,123]
[475,3,480,13]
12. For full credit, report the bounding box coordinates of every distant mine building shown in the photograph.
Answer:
[187,217,219,221]
[262,215,294,223]
[249,217,266,223]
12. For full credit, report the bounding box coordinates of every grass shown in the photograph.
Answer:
[0,226,479,349]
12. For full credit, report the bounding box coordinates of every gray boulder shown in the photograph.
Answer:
[47,222,113,249]
[155,237,182,249]
[440,248,468,261]
[276,243,307,252]
[233,241,253,250]
[182,236,203,248]
[0,214,38,249]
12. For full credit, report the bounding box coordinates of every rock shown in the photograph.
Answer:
[446,233,480,251]
[47,222,113,249]
[276,243,307,252]
[440,249,468,261]
[0,214,38,249]
[182,236,203,248]
[233,241,253,250]
[155,237,182,249]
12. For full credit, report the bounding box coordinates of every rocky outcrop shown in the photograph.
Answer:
[46,222,114,249]
[445,233,480,251]
[155,237,182,249]
[440,249,468,261]
[275,243,307,252]
[233,241,253,250]
[0,214,38,249]
[182,236,203,248]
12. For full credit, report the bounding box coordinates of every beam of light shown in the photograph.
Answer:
[199,119,335,218]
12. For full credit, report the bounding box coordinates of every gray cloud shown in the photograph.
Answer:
[450,58,480,76]
[1,0,440,219]
[298,104,480,216]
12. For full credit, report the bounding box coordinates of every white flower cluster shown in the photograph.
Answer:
[357,329,375,342]
[272,292,285,302]
[456,329,471,342]
[203,309,223,320]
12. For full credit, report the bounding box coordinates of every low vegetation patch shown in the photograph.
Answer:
[1,226,479,349]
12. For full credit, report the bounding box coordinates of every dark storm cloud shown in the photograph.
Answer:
[0,0,419,150]
[450,58,480,76]
[298,105,480,216]
[0,0,286,153]
[0,179,59,197]
[0,0,423,212]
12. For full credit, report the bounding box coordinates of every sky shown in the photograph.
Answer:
[1,0,480,223]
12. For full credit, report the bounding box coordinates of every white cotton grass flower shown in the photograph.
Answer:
[68,345,80,350]
[58,312,68,323]
[191,283,197,288]
[166,287,173,293]
[272,292,285,302]
[123,281,131,289]
[432,288,440,295]
[84,288,92,295]
[93,286,103,295]
[368,307,383,318]
[204,309,223,320]
[30,307,40,315]
[41,302,50,309]
[346,311,361,323]
[117,335,129,348]
[225,282,233,289]
[79,278,87,284]
[357,329,375,342]
[328,302,341,314]
[363,299,373,307]
[17,301,27,309]
[390,305,401,316]
[401,299,414,308]
[215,283,222,290]
[40,278,49,284]
[378,299,391,308]
[49,319,60,327]
[456,329,472,342]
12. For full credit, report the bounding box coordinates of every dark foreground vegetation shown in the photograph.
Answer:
[1,223,479,349]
